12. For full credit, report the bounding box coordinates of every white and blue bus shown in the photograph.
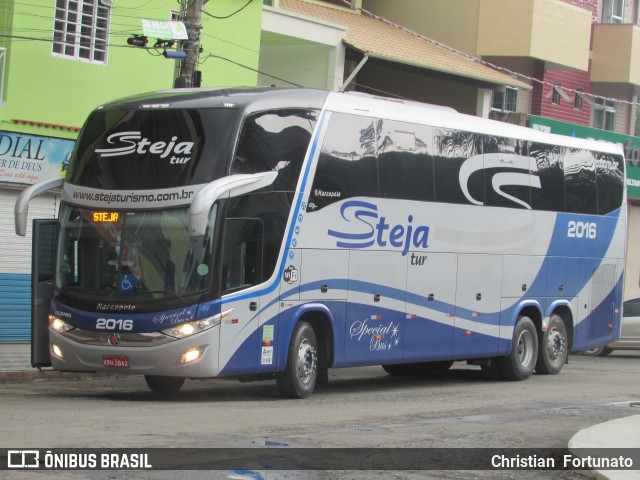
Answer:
[15,88,626,398]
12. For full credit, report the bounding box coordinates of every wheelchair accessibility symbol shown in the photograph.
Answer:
[119,273,136,292]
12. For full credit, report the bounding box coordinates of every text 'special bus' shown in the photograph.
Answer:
[15,88,626,398]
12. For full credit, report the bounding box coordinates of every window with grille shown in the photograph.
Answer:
[52,0,110,64]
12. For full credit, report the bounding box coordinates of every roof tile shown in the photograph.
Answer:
[278,0,529,89]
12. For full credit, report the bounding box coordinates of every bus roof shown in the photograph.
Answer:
[96,87,329,114]
[95,87,623,157]
[326,91,624,156]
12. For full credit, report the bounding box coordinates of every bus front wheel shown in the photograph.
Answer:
[496,316,538,381]
[276,321,318,399]
[535,314,568,375]
[144,375,185,394]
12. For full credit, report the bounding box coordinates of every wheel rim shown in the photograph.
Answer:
[516,329,535,367]
[296,338,317,386]
[546,327,566,363]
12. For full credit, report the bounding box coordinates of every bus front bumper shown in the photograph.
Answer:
[48,327,220,377]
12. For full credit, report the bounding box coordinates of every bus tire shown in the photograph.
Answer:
[496,316,538,381]
[535,314,568,375]
[144,375,185,394]
[276,321,318,399]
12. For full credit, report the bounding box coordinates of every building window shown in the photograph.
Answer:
[574,88,583,110]
[552,83,561,104]
[594,98,616,131]
[52,0,110,64]
[603,0,624,23]
[316,0,359,8]
[492,87,518,112]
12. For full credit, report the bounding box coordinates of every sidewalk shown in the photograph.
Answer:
[0,343,639,478]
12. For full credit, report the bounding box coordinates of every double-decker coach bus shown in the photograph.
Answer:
[15,88,626,398]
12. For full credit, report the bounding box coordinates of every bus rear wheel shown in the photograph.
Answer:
[496,316,538,381]
[144,375,185,394]
[276,321,318,399]
[535,314,568,375]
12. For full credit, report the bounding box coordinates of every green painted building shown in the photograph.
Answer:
[0,0,262,342]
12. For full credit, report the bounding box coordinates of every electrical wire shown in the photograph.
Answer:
[200,50,302,87]
[203,0,254,20]
[2,0,638,109]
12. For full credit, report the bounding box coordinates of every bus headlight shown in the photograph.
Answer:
[161,310,231,339]
[49,315,74,334]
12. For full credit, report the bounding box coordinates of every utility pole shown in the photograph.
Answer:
[174,0,204,88]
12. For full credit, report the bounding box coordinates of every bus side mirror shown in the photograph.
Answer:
[188,172,277,237]
[15,178,64,236]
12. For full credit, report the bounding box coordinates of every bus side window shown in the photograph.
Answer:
[530,143,565,212]
[483,136,531,209]
[309,112,379,210]
[433,128,484,205]
[233,109,315,191]
[378,120,434,202]
[565,148,597,214]
[596,153,624,215]
[222,218,264,293]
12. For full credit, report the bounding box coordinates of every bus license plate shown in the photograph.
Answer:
[102,356,130,369]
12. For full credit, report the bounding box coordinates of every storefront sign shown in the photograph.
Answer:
[0,131,75,185]
[529,115,640,200]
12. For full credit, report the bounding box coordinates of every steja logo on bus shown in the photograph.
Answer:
[460,153,541,209]
[95,131,194,164]
[327,200,429,257]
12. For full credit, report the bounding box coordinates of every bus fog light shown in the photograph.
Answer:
[52,344,63,359]
[179,347,205,365]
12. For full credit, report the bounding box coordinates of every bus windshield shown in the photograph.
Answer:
[55,204,214,304]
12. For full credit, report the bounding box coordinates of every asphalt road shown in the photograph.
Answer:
[1,352,639,480]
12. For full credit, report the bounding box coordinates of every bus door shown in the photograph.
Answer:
[218,217,264,375]
[404,252,457,362]
[31,219,57,368]
[346,250,406,365]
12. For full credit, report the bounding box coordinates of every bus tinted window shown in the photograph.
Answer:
[483,136,531,209]
[377,120,434,202]
[222,218,264,293]
[530,143,565,212]
[433,128,483,205]
[565,149,597,214]
[309,113,379,210]
[69,109,233,189]
[224,192,292,285]
[232,109,316,192]
[596,153,624,215]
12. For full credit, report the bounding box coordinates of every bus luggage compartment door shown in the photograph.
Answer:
[346,251,406,365]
